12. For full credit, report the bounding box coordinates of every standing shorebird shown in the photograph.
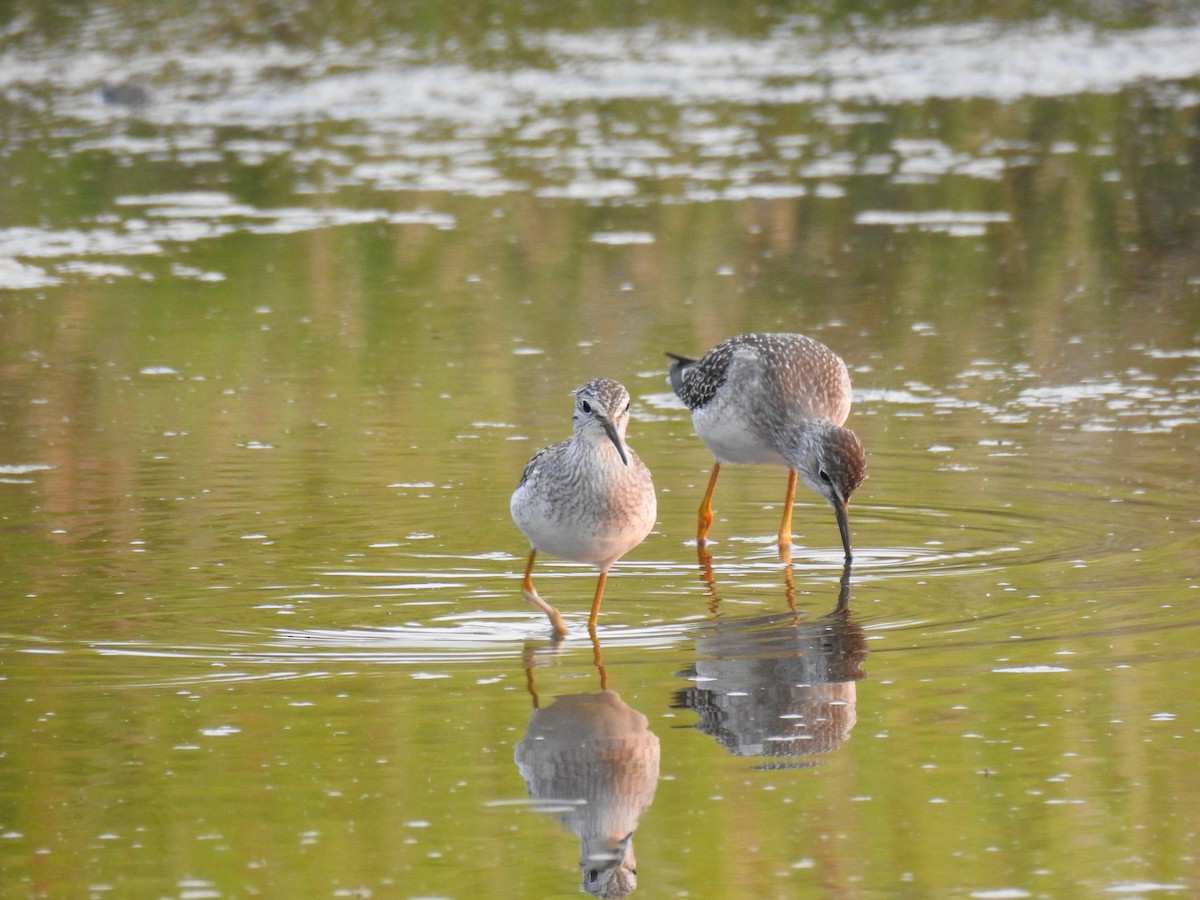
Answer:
[667,333,866,561]
[511,378,657,637]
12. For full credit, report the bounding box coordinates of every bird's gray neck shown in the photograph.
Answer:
[777,417,836,452]
[575,427,627,459]
[776,418,836,482]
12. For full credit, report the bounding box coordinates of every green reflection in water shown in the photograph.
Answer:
[1,2,1199,898]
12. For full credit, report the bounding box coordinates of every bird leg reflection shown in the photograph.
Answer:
[522,632,610,709]
[695,541,721,618]
[590,630,609,692]
[522,549,570,638]
[774,535,800,612]
[524,661,541,710]
[699,535,799,617]
[782,554,798,615]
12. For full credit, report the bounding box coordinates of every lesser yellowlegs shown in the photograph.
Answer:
[511,378,657,636]
[667,333,866,560]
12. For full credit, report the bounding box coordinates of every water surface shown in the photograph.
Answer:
[1,3,1199,898]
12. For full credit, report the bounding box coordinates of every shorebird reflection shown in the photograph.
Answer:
[516,638,660,897]
[674,566,866,764]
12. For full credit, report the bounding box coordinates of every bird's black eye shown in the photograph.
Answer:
[819,469,832,483]
[581,400,593,414]
[587,869,599,884]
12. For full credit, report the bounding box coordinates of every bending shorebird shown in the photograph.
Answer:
[511,378,657,636]
[667,332,866,560]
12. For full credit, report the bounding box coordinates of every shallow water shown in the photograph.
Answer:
[2,3,1199,898]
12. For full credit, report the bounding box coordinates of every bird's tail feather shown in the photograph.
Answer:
[665,351,695,398]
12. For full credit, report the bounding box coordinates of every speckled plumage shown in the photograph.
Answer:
[667,333,866,559]
[670,333,851,418]
[511,378,656,635]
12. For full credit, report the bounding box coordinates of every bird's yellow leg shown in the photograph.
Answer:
[778,468,798,549]
[521,548,538,594]
[521,549,569,637]
[697,462,721,542]
[586,569,609,636]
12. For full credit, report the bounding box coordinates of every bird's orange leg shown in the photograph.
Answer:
[777,468,798,549]
[586,569,609,636]
[521,549,569,637]
[697,462,721,543]
[521,548,537,592]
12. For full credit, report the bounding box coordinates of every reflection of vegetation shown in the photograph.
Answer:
[0,0,1193,55]
[2,76,1197,574]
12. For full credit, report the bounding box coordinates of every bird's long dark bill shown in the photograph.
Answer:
[617,831,634,859]
[603,420,630,465]
[834,500,853,561]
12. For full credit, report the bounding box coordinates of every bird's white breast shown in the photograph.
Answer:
[511,442,656,569]
[691,402,788,465]
[690,350,789,465]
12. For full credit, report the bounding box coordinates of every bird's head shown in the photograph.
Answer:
[581,832,637,898]
[784,421,866,560]
[572,378,632,465]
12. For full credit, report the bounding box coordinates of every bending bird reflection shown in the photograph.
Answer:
[674,571,866,764]
[667,333,866,560]
[511,378,657,636]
